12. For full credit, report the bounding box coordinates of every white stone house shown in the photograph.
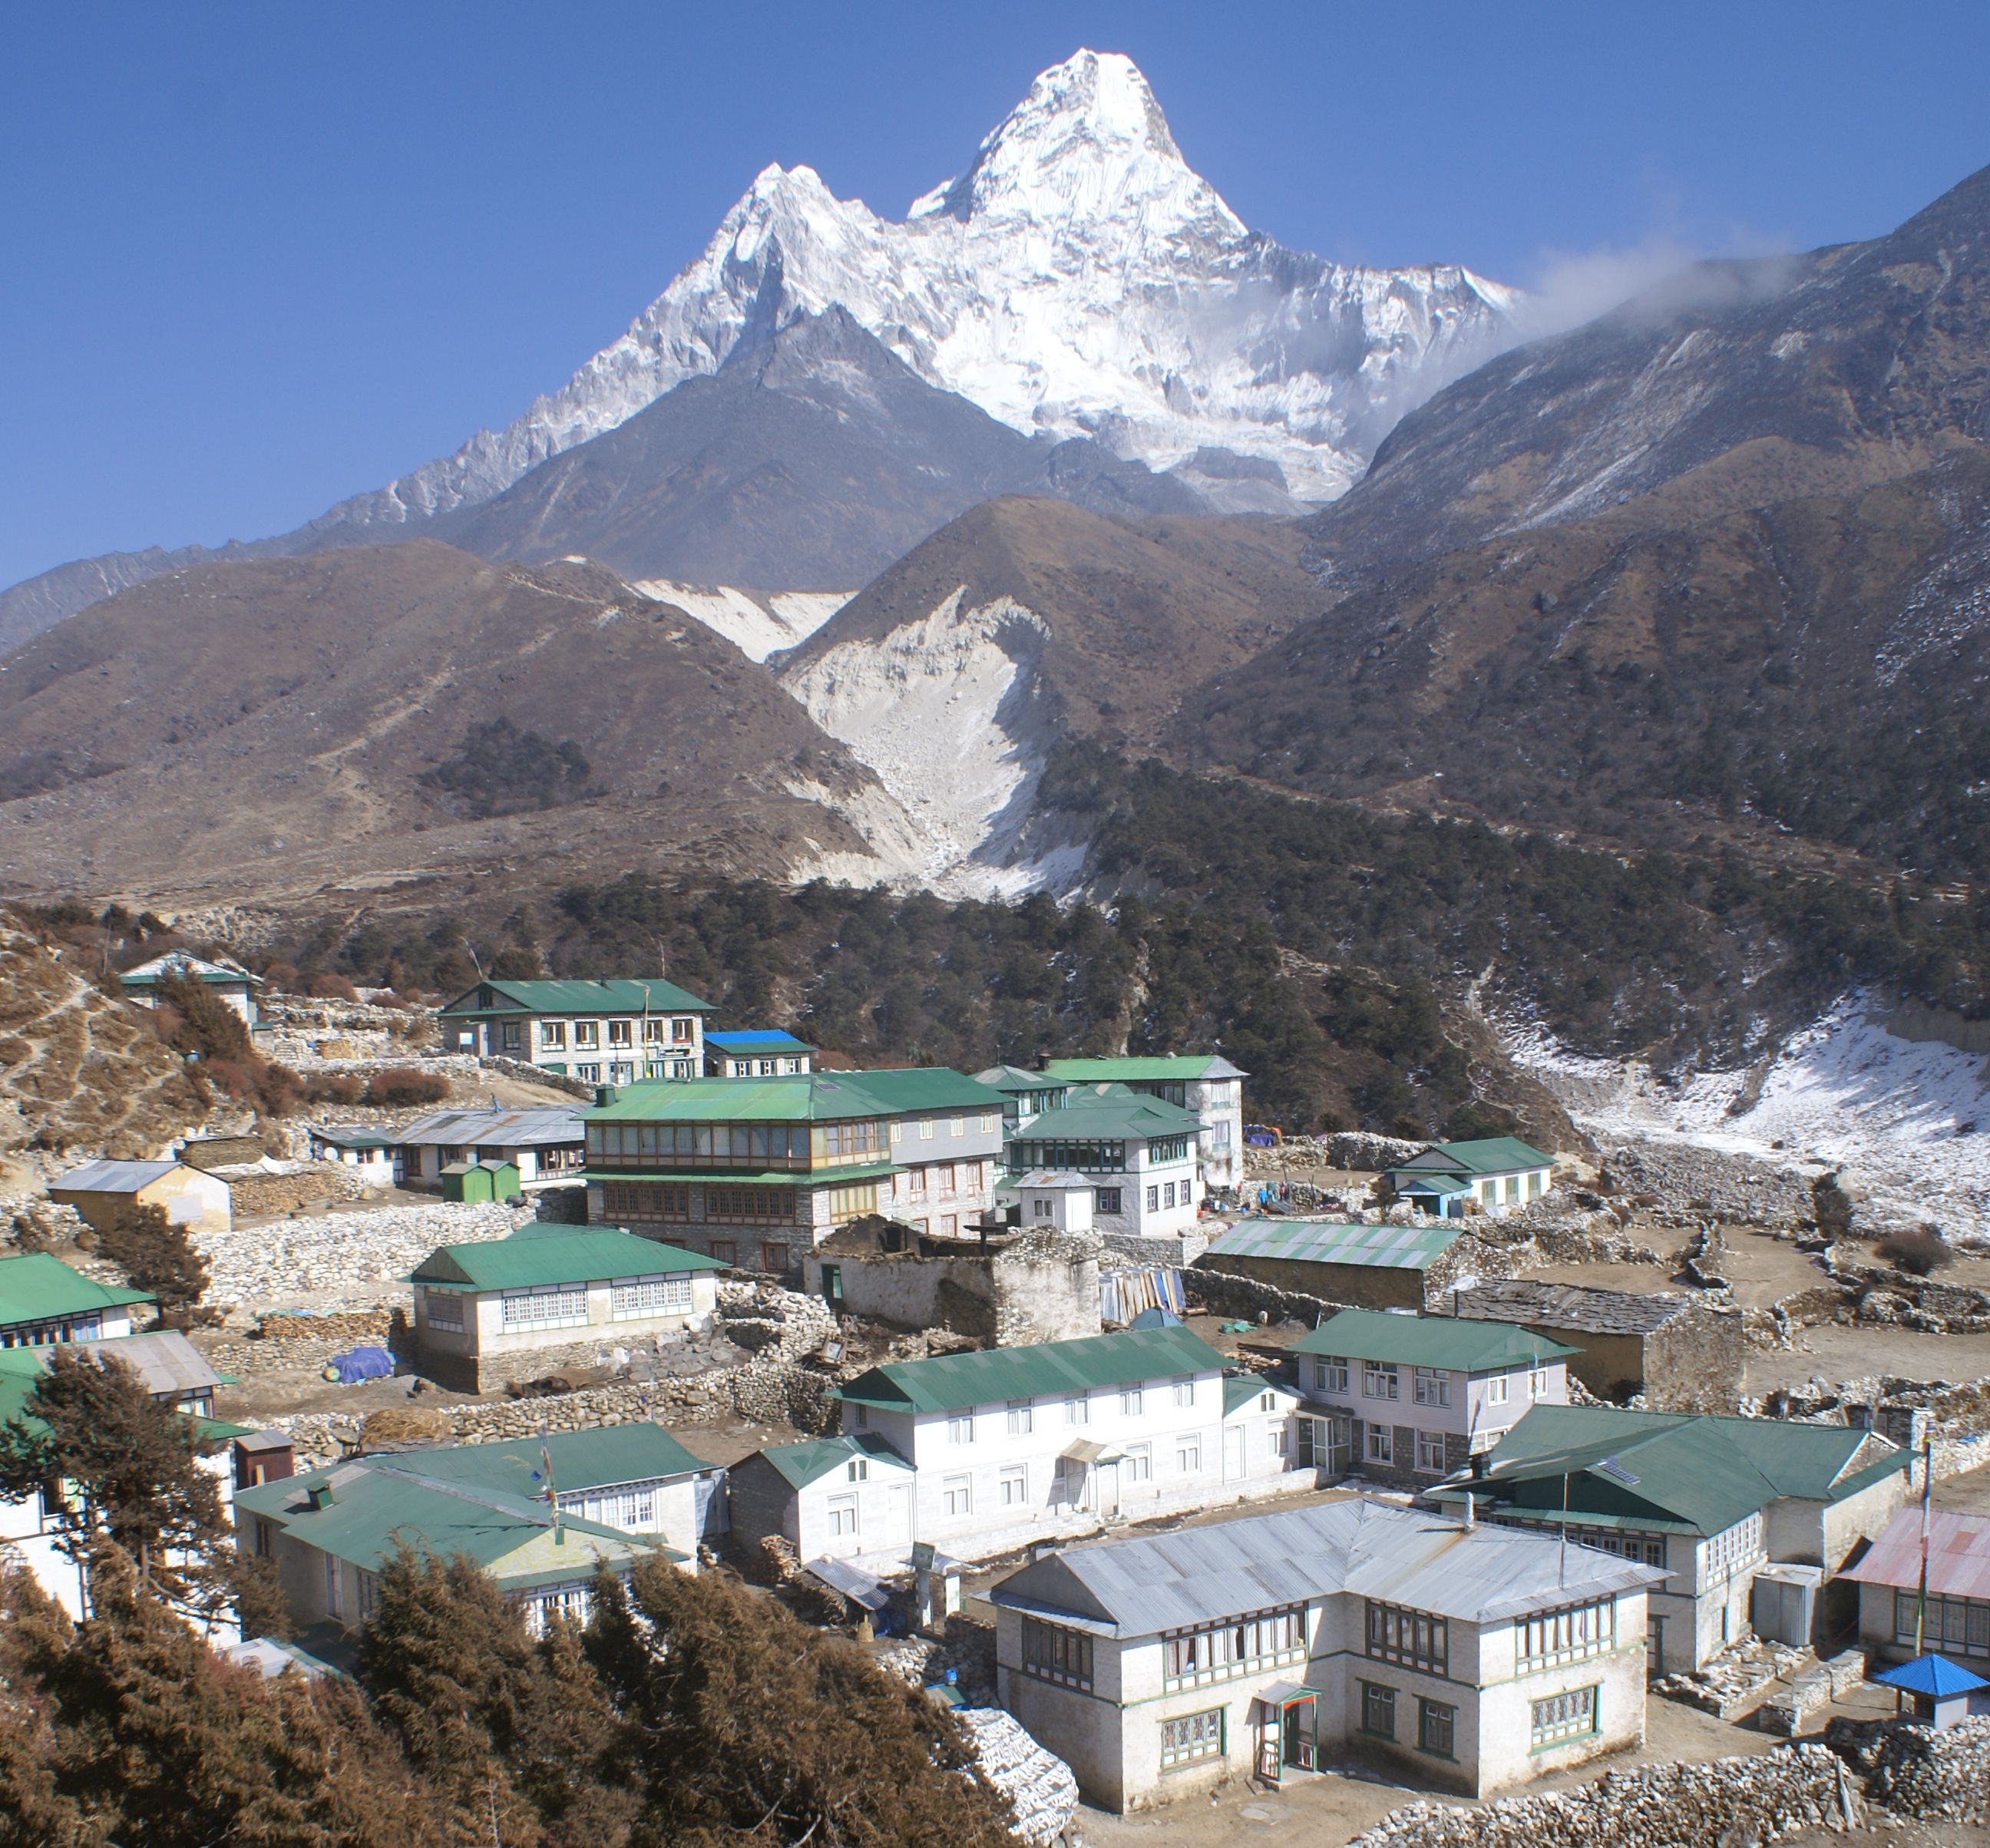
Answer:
[393,1106,587,1195]
[1839,1508,1990,1671]
[1003,1086,1205,1240]
[1388,1139,1556,1218]
[729,1327,1305,1572]
[118,951,263,1025]
[438,978,714,1085]
[1288,1308,1576,1487]
[584,1069,1007,1267]
[990,1497,1661,1810]
[307,1127,398,1181]
[48,1159,233,1238]
[1039,1056,1249,1191]
[407,1227,726,1392]
[0,1252,154,1347]
[706,1030,815,1076]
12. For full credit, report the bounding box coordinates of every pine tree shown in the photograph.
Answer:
[92,1198,211,1317]
[584,1558,1016,1848]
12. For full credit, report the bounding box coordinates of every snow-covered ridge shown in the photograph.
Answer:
[306,49,1524,538]
[626,581,852,664]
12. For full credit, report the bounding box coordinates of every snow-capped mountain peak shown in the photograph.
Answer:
[910,48,1239,240]
[304,48,1526,534]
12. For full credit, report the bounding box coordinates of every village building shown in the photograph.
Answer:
[583,1068,1006,1266]
[801,1217,1102,1347]
[1434,1403,1910,1674]
[406,1227,725,1392]
[234,1450,673,1645]
[392,1106,587,1195]
[1453,1280,1746,1412]
[438,977,713,1084]
[1198,1219,1464,1312]
[1036,1056,1248,1191]
[1002,1085,1205,1241]
[307,1127,398,1182]
[49,1157,233,1238]
[1288,1309,1575,1488]
[178,1133,269,1171]
[1388,1138,1555,1218]
[1838,1507,1990,1673]
[989,1496,1662,1810]
[0,1251,155,1347]
[117,950,264,1025]
[706,1029,815,1076]
[975,1066,1073,1127]
[729,1327,1304,1572]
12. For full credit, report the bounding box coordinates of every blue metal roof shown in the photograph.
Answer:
[1871,1655,1990,1698]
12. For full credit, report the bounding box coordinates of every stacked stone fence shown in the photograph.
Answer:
[1346,1744,1855,1848]
[1857,1714,1990,1822]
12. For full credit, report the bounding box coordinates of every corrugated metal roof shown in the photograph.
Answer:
[1042,1056,1248,1081]
[989,1497,1660,1637]
[1007,1090,1202,1141]
[397,1107,584,1148]
[119,953,260,988]
[975,1066,1070,1093]
[1222,1374,1294,1417]
[372,1424,712,1499]
[1393,1137,1554,1176]
[1870,1654,1990,1698]
[585,1163,898,1187]
[1294,1309,1578,1372]
[838,1326,1225,1415]
[707,1030,815,1052]
[440,977,712,1017]
[1455,1281,1701,1336]
[753,1433,914,1491]
[1837,1509,1990,1601]
[0,1252,155,1323]
[590,1068,1003,1123]
[66,1330,220,1397]
[1203,1218,1460,1271]
[51,1159,185,1193]
[412,1231,725,1291]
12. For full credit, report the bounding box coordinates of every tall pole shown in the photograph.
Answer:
[1914,1425,1933,1655]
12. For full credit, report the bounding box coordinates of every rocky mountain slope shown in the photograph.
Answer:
[0,543,915,904]
[775,498,1324,892]
[1,48,1519,644]
[428,306,1198,590]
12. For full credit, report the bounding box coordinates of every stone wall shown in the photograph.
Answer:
[809,1231,1101,1347]
[1346,1744,1856,1848]
[1859,1714,1990,1822]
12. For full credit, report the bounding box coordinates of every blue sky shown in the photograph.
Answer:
[4,0,1988,591]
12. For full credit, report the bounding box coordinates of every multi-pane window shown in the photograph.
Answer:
[1486,1374,1510,1405]
[1177,1437,1202,1474]
[1020,1616,1094,1690]
[1418,1698,1456,1758]
[1415,1430,1447,1474]
[1366,1424,1394,1465]
[1578,1529,1667,1569]
[1366,1602,1447,1674]
[1159,1709,1223,1770]
[1360,1683,1395,1738]
[1096,1188,1122,1213]
[610,1274,693,1319]
[947,1413,976,1445]
[1895,1591,1990,1657]
[1147,1136,1190,1163]
[1530,1686,1598,1746]
[575,1022,600,1049]
[1172,1378,1195,1408]
[705,1188,797,1223]
[1120,1385,1145,1416]
[1124,1444,1153,1483]
[827,1495,859,1538]
[526,1583,592,1636]
[567,1486,656,1529]
[1518,1598,1615,1668]
[1529,1367,1553,1398]
[607,1020,632,1046]
[846,1460,868,1483]
[1011,1139,1125,1172]
[1145,1187,1159,1212]
[820,1183,880,1222]
[1363,1362,1400,1401]
[421,1288,464,1331]
[1162,1606,1306,1686]
[1413,1367,1450,1407]
[1313,1356,1349,1393]
[501,1286,587,1329]
[540,1021,567,1049]
[999,1466,1028,1507]
[1704,1515,1764,1580]
[602,1183,693,1221]
[1007,1397,1034,1436]
[1065,1393,1090,1425]
[818,1119,887,1162]
[942,1475,972,1517]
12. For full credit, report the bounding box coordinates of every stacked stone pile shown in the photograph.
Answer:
[225,1164,370,1219]
[1345,1745,1853,1847]
[1654,1637,1810,1720]
[193,1199,528,1314]
[1850,1715,1990,1822]
[953,1709,1079,1846]
[1243,1132,1423,1176]
[1601,1140,1812,1226]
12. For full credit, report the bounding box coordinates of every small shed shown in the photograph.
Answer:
[49,1158,233,1238]
[309,1127,398,1179]
[1870,1654,1990,1728]
[1016,1170,1095,1235]
[1197,1218,1461,1312]
[117,951,264,1025]
[440,1159,521,1205]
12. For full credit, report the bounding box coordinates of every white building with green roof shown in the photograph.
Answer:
[730,1327,1306,1571]
[583,1068,1007,1268]
[1290,1309,1575,1489]
[407,1228,725,1392]
[438,977,714,1083]
[1001,1084,1206,1239]
[1039,1056,1247,1189]
[1389,1138,1557,1218]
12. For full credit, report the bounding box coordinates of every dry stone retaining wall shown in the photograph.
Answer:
[1860,1715,1990,1822]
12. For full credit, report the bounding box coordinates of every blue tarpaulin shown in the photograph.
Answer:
[326,1345,394,1384]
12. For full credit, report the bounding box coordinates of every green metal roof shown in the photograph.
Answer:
[314,1128,395,1150]
[588,1068,1000,1124]
[754,1432,914,1491]
[372,1424,712,1500]
[1221,1373,1294,1417]
[1475,1403,1902,1537]
[1006,1088,1202,1142]
[1203,1218,1461,1271]
[1041,1056,1247,1081]
[831,1068,1007,1113]
[1393,1137,1554,1176]
[411,1230,725,1291]
[586,1163,897,1187]
[974,1066,1070,1094]
[0,1253,155,1326]
[1294,1308,1578,1372]
[233,1456,671,1578]
[838,1326,1227,1415]
[440,977,712,1018]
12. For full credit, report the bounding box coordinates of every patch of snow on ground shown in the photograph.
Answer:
[1508,997,1990,1244]
[630,580,851,663]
